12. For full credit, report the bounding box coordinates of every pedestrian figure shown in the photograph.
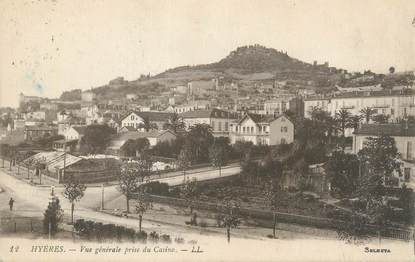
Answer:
[9,197,14,211]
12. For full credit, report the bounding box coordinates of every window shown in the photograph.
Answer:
[281,126,288,132]
[251,126,254,133]
[218,122,222,131]
[281,138,286,144]
[211,121,215,130]
[131,115,134,120]
[225,122,229,131]
[391,109,394,115]
[407,141,412,159]
[243,127,246,133]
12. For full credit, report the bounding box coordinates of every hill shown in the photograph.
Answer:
[63,44,410,101]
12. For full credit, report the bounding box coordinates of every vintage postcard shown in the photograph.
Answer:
[0,0,414,261]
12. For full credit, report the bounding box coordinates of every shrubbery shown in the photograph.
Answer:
[139,181,170,196]
[73,219,148,243]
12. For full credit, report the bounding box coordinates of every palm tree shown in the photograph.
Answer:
[335,109,352,137]
[163,113,185,133]
[138,116,158,132]
[359,107,375,124]
[349,115,362,130]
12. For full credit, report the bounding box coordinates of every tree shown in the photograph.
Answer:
[138,116,158,132]
[80,124,115,155]
[209,142,228,177]
[232,141,253,162]
[357,135,401,235]
[257,155,283,184]
[118,162,145,213]
[358,135,401,192]
[349,115,362,130]
[120,139,138,157]
[63,175,87,224]
[326,151,360,197]
[135,138,150,158]
[359,107,375,124]
[163,113,185,133]
[121,138,150,158]
[219,199,241,243]
[43,198,64,238]
[135,186,153,232]
[179,178,200,217]
[335,109,352,137]
[187,124,214,163]
[0,143,10,168]
[263,181,281,238]
[177,144,192,180]
[240,158,259,184]
[389,66,395,74]
[372,114,390,124]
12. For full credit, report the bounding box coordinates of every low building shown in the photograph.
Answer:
[180,108,237,137]
[304,89,415,121]
[230,113,294,145]
[24,126,58,141]
[52,139,78,152]
[120,111,174,131]
[23,151,120,183]
[63,125,87,141]
[352,123,415,189]
[264,97,294,115]
[23,111,46,121]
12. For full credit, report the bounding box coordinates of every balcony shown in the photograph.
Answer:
[231,131,269,136]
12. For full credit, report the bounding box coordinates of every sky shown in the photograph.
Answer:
[0,0,414,107]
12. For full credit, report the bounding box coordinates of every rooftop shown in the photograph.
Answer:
[180,108,237,119]
[354,123,415,137]
[121,111,174,122]
[71,125,87,135]
[304,88,415,101]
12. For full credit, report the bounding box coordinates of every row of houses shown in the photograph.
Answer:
[119,109,294,146]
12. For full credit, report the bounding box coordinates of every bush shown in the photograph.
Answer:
[102,223,116,240]
[215,214,224,227]
[124,228,135,242]
[160,234,172,243]
[136,231,148,243]
[149,231,159,243]
[93,222,104,241]
[174,237,185,244]
[140,181,170,196]
[115,225,125,241]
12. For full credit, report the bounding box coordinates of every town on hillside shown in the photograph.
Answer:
[0,45,414,254]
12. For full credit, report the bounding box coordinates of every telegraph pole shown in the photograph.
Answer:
[101,184,105,211]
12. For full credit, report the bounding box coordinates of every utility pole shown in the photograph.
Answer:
[101,184,105,211]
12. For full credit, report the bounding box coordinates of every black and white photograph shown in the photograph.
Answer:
[0,0,414,261]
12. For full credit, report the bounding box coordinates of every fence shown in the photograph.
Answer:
[134,194,414,242]
[0,216,44,234]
